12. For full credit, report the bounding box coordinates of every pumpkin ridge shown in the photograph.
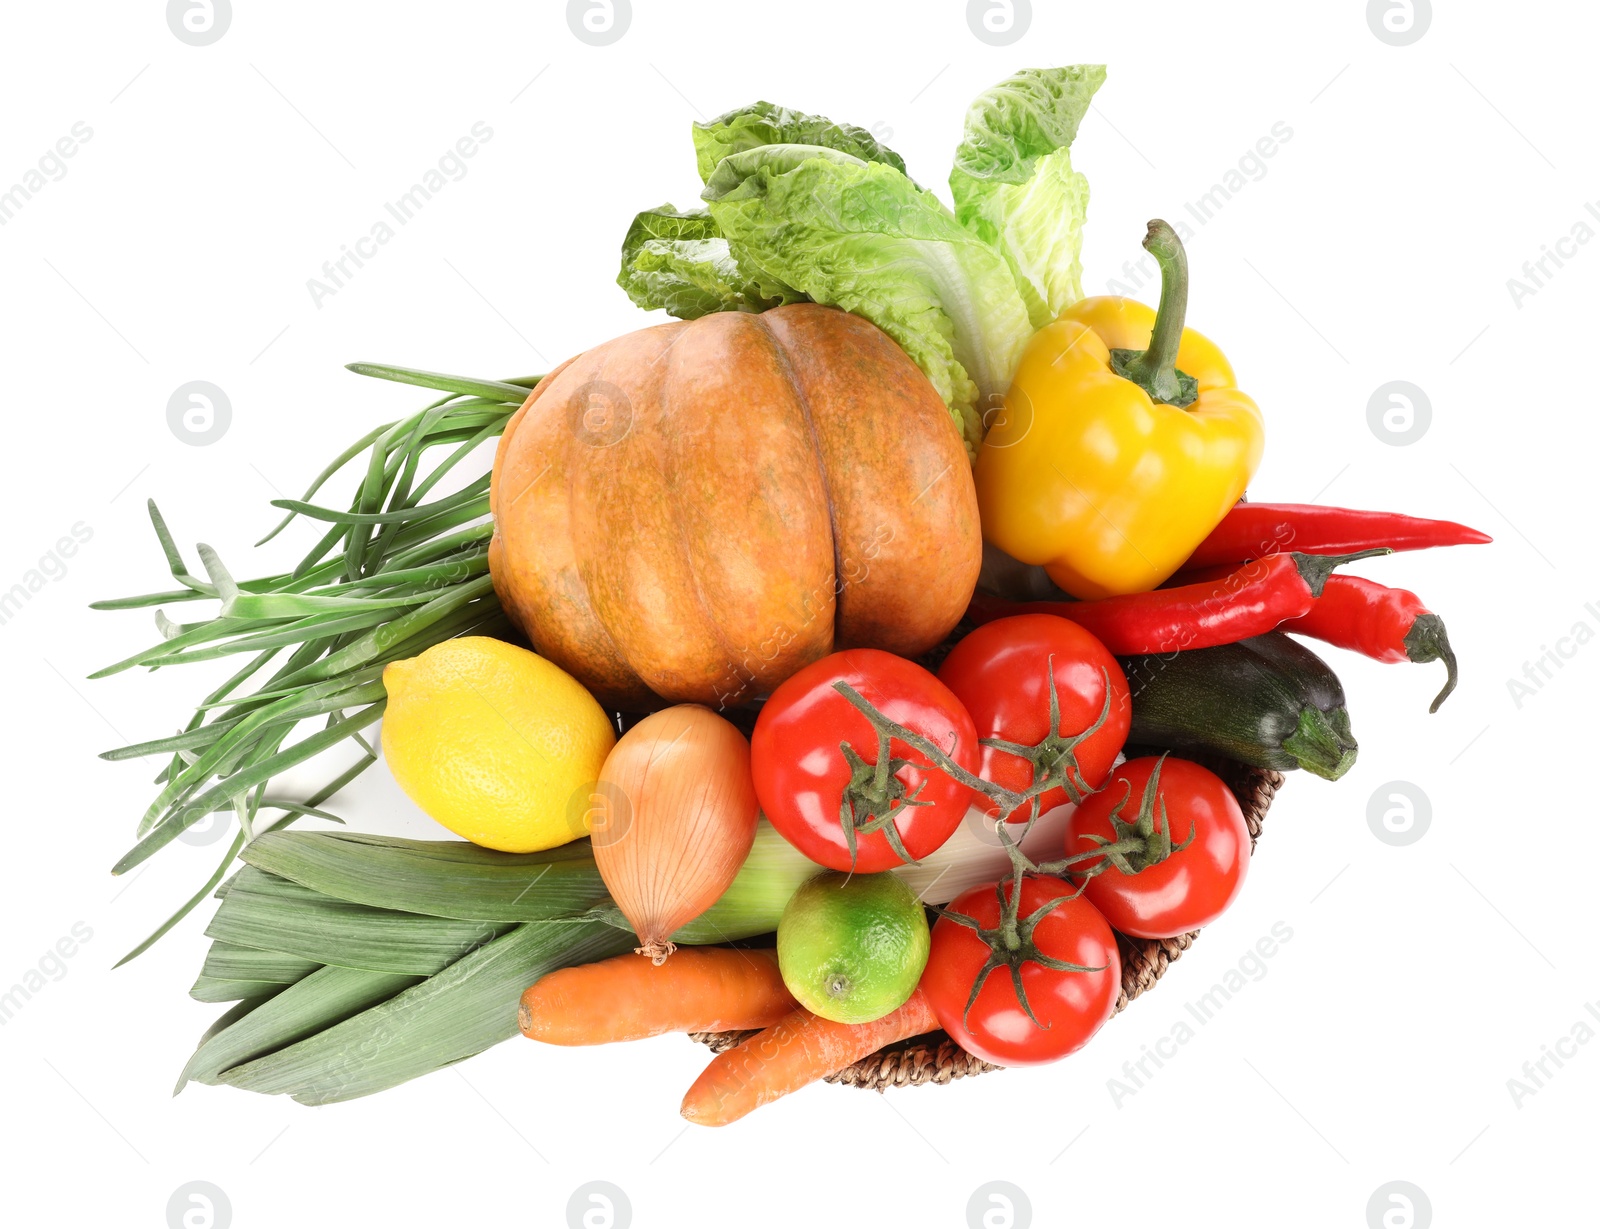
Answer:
[487,310,979,708]
[652,325,757,708]
[558,345,659,704]
[753,310,846,652]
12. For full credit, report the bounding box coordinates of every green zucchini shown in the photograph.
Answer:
[1119,633,1358,780]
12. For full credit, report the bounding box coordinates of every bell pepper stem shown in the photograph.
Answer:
[1119,220,1196,407]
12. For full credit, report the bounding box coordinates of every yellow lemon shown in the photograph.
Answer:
[381,636,616,852]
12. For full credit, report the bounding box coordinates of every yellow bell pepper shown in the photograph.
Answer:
[975,220,1265,600]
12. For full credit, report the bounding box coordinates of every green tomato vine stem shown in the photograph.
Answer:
[831,666,1119,1023]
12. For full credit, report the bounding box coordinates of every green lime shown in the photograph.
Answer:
[777,871,931,1024]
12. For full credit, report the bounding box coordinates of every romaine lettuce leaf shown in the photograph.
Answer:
[950,65,1105,326]
[693,101,908,183]
[618,67,1111,458]
[702,146,1036,455]
[616,204,804,319]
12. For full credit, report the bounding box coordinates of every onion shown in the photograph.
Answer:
[591,705,759,963]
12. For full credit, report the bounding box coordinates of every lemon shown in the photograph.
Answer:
[381,636,616,852]
[777,871,931,1024]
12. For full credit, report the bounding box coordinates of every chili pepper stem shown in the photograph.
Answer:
[1114,220,1199,409]
[1404,613,1460,713]
[1292,547,1394,597]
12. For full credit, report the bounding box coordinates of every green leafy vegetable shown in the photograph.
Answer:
[950,65,1105,327]
[616,204,803,318]
[622,102,914,321]
[614,64,1113,454]
[622,66,1107,454]
[692,100,908,182]
[703,146,1034,453]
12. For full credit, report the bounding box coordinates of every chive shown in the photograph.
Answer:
[113,830,252,968]
[89,617,276,678]
[345,362,537,402]
[143,614,404,665]
[148,500,216,594]
[134,678,384,836]
[188,664,387,711]
[403,421,504,508]
[112,703,385,874]
[114,764,372,968]
[378,522,494,572]
[284,576,497,685]
[91,588,222,612]
[100,716,249,762]
[269,474,490,529]
[256,422,394,547]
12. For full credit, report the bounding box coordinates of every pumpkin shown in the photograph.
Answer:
[488,303,982,710]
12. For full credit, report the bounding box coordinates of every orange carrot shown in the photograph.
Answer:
[519,947,795,1045]
[680,989,938,1126]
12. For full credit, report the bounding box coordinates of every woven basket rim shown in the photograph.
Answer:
[692,756,1283,1091]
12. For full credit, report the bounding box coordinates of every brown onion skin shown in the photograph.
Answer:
[591,705,759,962]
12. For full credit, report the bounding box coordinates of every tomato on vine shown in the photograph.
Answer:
[920,876,1120,1066]
[751,649,979,873]
[937,614,1130,823]
[1061,756,1250,939]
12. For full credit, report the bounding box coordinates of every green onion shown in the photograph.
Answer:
[93,364,539,961]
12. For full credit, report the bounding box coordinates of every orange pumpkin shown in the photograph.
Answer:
[488,304,982,710]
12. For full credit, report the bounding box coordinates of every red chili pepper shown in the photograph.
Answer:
[966,549,1389,656]
[1186,503,1491,569]
[1281,575,1458,712]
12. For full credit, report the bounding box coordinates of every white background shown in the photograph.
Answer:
[1,2,1593,1226]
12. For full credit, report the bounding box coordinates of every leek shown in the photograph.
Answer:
[680,805,1072,941]
[176,807,1072,1102]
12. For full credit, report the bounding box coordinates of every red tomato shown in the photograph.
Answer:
[937,614,1130,822]
[751,649,979,873]
[1063,756,1250,939]
[921,876,1120,1066]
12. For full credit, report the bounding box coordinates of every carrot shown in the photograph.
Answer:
[680,989,938,1126]
[519,947,795,1045]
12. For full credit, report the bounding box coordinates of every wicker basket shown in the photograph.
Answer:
[692,756,1283,1091]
